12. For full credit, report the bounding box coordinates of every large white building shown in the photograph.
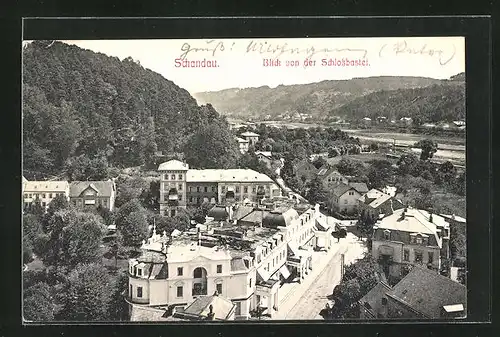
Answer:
[127,202,335,320]
[22,179,70,210]
[158,160,281,217]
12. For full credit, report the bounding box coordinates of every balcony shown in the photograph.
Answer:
[192,287,208,296]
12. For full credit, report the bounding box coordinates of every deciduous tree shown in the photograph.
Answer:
[57,263,112,321]
[23,282,55,322]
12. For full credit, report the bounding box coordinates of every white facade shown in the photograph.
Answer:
[127,204,333,320]
[22,180,70,210]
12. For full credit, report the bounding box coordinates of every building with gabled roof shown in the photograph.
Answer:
[69,180,117,211]
[371,207,450,277]
[236,137,250,154]
[359,281,392,319]
[240,132,260,146]
[358,189,404,219]
[328,183,362,215]
[385,266,466,319]
[317,166,348,188]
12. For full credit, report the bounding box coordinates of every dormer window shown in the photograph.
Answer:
[383,229,391,240]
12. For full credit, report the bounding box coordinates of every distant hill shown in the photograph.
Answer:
[23,40,229,178]
[193,76,450,120]
[331,81,465,123]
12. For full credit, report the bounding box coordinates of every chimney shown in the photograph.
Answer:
[429,213,433,223]
[207,304,215,320]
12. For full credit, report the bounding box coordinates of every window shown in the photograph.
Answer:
[171,209,176,217]
[189,186,193,192]
[236,186,240,193]
[196,186,200,192]
[244,187,248,193]
[203,186,207,192]
[178,195,182,201]
[267,263,270,270]
[212,186,217,192]
[178,184,183,191]
[42,202,46,207]
[42,193,46,198]
[384,230,391,240]
[178,174,183,180]
[189,197,193,203]
[252,186,256,193]
[216,283,223,294]
[428,252,434,264]
[403,249,410,262]
[177,286,183,297]
[137,287,143,298]
[414,251,423,263]
[137,268,142,276]
[24,193,28,198]
[235,302,241,316]
[349,191,354,195]
[171,174,175,180]
[165,174,169,180]
[249,278,252,288]
[49,193,53,198]
[177,267,183,276]
[416,236,422,245]
[130,285,133,297]
[217,265,222,273]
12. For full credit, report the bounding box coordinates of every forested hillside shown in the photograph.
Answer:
[23,41,235,180]
[193,76,445,120]
[331,82,465,123]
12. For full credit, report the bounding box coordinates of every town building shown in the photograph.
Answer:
[158,160,281,217]
[172,293,236,321]
[385,266,466,319]
[292,159,318,182]
[309,152,329,162]
[236,137,250,154]
[371,207,450,277]
[255,151,274,170]
[358,281,392,319]
[240,132,260,146]
[358,189,404,219]
[348,182,369,195]
[328,183,363,215]
[316,166,349,188]
[399,117,413,126]
[22,180,70,210]
[69,180,117,211]
[360,266,466,319]
[126,202,334,320]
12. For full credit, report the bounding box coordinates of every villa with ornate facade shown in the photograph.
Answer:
[126,200,335,320]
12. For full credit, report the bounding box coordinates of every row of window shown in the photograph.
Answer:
[24,192,64,199]
[188,196,217,204]
[177,265,223,277]
[403,249,434,264]
[221,185,269,193]
[164,174,183,180]
[263,248,287,272]
[188,186,217,193]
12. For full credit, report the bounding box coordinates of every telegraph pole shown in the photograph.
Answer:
[340,253,345,279]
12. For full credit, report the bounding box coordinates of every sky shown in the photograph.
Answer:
[58,37,465,94]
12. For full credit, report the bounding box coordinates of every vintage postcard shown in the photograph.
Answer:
[22,36,466,322]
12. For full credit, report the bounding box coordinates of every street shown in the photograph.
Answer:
[273,233,366,320]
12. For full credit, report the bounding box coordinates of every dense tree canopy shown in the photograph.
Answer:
[23,41,231,179]
[184,122,240,169]
[23,282,55,321]
[57,263,113,321]
[38,209,106,269]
